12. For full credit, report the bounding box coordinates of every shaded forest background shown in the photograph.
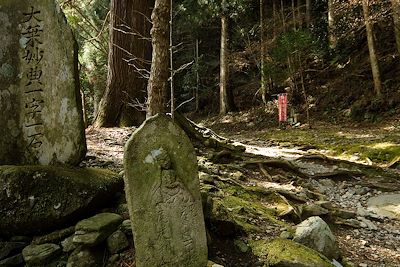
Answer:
[59,0,400,126]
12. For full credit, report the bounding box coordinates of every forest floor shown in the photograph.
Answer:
[82,111,400,267]
[198,111,400,266]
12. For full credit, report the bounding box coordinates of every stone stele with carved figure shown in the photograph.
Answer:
[124,114,208,267]
[0,0,86,165]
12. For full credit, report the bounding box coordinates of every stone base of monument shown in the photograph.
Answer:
[0,165,123,236]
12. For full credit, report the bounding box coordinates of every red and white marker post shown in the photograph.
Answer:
[278,93,288,125]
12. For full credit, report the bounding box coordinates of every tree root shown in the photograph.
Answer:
[244,159,309,178]
[387,156,400,169]
[174,112,246,152]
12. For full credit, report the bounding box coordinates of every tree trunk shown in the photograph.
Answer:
[328,0,337,49]
[260,0,267,105]
[292,0,297,29]
[147,0,171,117]
[297,0,302,27]
[281,0,286,29]
[195,38,200,112]
[80,89,88,128]
[272,0,277,39]
[362,0,382,97]
[94,0,152,127]
[219,14,231,115]
[391,0,400,55]
[169,0,174,120]
[306,0,311,27]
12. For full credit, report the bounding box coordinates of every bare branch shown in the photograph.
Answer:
[175,97,195,111]
[113,26,152,41]
[133,10,153,25]
[173,60,194,75]
[87,11,111,42]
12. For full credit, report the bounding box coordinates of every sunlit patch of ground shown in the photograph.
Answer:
[81,126,135,172]
[201,112,400,167]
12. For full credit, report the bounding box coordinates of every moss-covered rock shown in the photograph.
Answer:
[73,213,123,246]
[250,239,335,267]
[67,247,103,267]
[22,243,61,266]
[106,230,129,254]
[0,165,123,236]
[205,184,289,236]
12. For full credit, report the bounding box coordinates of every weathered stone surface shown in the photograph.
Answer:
[0,165,123,236]
[32,226,75,245]
[73,213,123,246]
[367,194,400,220]
[207,261,224,267]
[0,0,86,165]
[106,254,120,267]
[9,236,31,243]
[120,219,133,236]
[22,243,61,266]
[124,114,208,267]
[106,230,129,254]
[61,236,76,253]
[0,253,24,266]
[251,239,335,267]
[300,203,329,219]
[66,247,103,267]
[0,242,27,261]
[0,242,28,266]
[293,216,341,260]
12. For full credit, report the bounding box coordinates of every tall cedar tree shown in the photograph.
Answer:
[94,0,153,127]
[392,0,400,55]
[362,0,382,96]
[219,0,231,115]
[147,0,171,117]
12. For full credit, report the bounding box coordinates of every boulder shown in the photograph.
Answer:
[300,204,329,219]
[0,253,24,266]
[293,216,340,260]
[106,254,120,267]
[106,230,129,254]
[367,194,400,220]
[0,242,28,261]
[0,0,86,165]
[22,243,61,266]
[120,220,133,236]
[207,261,224,267]
[9,236,31,243]
[32,226,75,245]
[66,247,103,267]
[73,213,123,246]
[0,165,123,236]
[251,239,335,267]
[61,236,76,253]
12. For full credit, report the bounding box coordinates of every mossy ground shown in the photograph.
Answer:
[263,125,400,165]
[221,119,400,166]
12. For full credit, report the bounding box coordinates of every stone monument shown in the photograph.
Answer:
[0,0,86,165]
[124,114,208,267]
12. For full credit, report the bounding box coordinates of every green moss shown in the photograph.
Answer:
[210,186,288,234]
[250,239,335,267]
[258,127,400,165]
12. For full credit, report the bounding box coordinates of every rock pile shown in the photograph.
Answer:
[0,213,132,267]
